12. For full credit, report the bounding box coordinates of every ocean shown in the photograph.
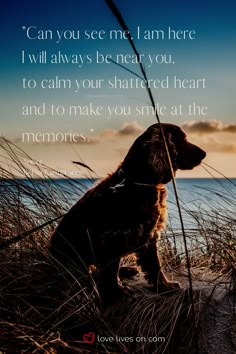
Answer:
[1,177,235,241]
[167,178,236,228]
[46,177,236,231]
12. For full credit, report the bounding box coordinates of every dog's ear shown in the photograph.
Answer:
[122,124,178,184]
[147,128,178,183]
[148,143,168,182]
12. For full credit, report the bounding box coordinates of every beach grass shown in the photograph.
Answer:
[0,138,235,353]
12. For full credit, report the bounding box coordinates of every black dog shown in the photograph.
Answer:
[50,123,206,299]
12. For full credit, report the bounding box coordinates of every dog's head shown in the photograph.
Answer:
[122,123,206,184]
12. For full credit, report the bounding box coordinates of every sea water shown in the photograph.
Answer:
[47,177,236,230]
[1,178,235,243]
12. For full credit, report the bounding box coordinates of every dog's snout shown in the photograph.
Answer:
[177,141,206,170]
[197,147,206,160]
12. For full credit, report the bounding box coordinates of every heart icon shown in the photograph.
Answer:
[83,331,96,344]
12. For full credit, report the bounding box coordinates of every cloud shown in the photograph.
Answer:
[223,124,236,133]
[117,121,144,136]
[97,121,144,140]
[181,120,236,134]
[187,134,236,154]
[203,137,236,153]
[180,120,236,153]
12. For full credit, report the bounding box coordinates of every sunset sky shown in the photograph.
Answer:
[0,0,235,178]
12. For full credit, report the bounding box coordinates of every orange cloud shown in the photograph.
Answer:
[182,120,236,134]
[196,136,236,153]
[117,121,144,136]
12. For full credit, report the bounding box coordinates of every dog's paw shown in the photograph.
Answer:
[166,280,181,289]
[147,279,182,294]
[157,280,182,294]
[99,283,132,305]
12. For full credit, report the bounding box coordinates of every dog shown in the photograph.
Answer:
[50,123,206,300]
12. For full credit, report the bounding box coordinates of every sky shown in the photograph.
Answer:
[0,0,236,178]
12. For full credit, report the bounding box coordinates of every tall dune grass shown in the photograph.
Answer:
[0,138,235,353]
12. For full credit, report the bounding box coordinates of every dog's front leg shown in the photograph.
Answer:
[137,239,180,292]
[137,239,161,291]
[96,255,131,303]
